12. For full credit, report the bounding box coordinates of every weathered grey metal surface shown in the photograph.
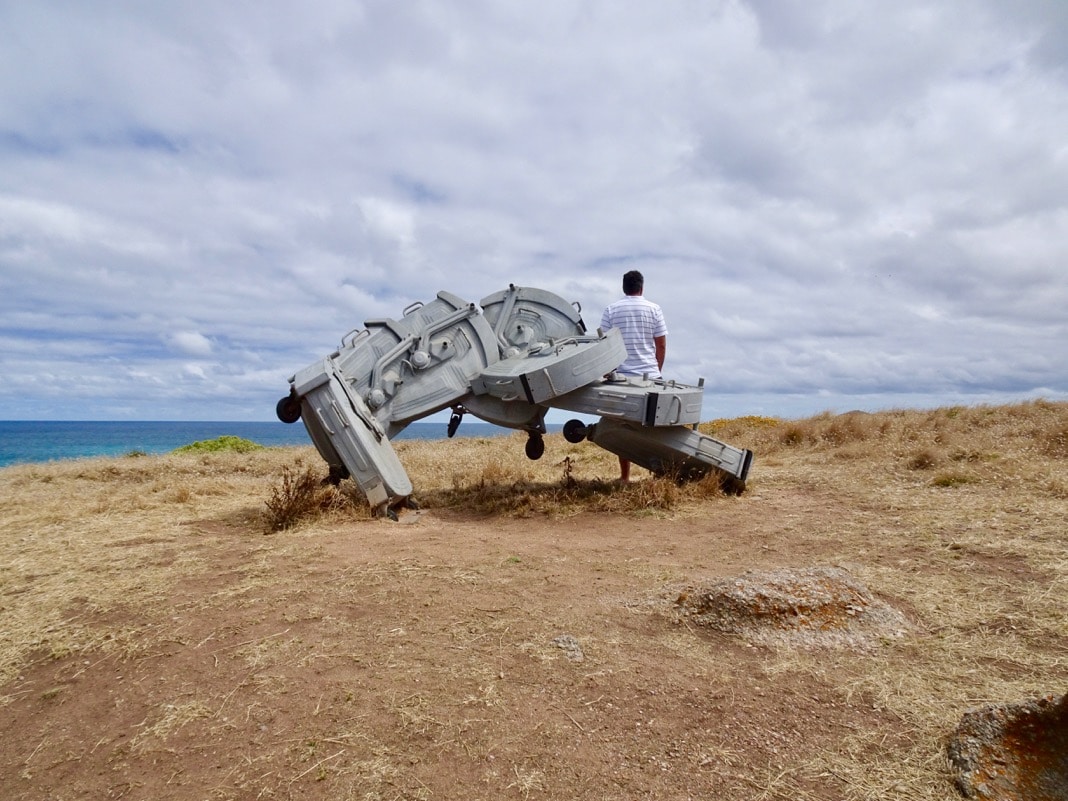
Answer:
[472,329,626,404]
[458,394,545,430]
[586,417,753,481]
[334,291,499,427]
[281,284,754,513]
[479,284,586,357]
[295,359,413,507]
[547,375,704,427]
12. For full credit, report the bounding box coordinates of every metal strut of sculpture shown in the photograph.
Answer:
[277,285,753,517]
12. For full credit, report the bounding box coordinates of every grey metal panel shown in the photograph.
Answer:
[548,382,648,420]
[377,320,500,425]
[472,329,625,404]
[459,393,545,430]
[480,284,587,356]
[588,418,753,481]
[298,397,345,472]
[329,292,500,428]
[292,358,334,396]
[643,384,705,426]
[547,377,704,427]
[299,366,412,507]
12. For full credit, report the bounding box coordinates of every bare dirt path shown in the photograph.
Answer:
[2,484,929,800]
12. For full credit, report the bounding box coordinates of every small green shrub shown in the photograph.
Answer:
[173,436,264,455]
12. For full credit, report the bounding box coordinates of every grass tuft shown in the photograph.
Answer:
[908,449,940,470]
[930,471,977,488]
[1044,423,1068,458]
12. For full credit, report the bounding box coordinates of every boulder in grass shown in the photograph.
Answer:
[946,693,1068,801]
[674,565,910,649]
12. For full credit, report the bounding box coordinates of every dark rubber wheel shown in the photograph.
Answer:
[276,395,301,424]
[525,434,545,460]
[447,412,462,438]
[562,418,588,443]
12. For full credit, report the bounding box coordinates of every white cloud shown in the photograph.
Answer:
[169,331,214,357]
[0,1,1065,420]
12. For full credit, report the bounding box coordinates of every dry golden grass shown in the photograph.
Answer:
[393,429,736,518]
[0,400,1065,801]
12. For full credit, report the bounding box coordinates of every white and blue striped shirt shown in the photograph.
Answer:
[600,295,668,377]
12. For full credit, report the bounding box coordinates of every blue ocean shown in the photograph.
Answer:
[0,420,523,468]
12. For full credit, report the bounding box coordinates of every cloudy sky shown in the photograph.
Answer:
[2,1,1066,423]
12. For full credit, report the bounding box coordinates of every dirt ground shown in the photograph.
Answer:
[1,405,1066,800]
[4,488,886,801]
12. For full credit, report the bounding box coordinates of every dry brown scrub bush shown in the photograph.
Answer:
[263,462,367,531]
[1044,421,1068,458]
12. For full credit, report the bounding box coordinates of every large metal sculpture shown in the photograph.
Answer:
[277,285,753,517]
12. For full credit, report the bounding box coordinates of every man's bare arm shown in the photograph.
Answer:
[654,335,666,372]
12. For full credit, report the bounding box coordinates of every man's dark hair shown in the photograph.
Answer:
[622,270,644,295]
